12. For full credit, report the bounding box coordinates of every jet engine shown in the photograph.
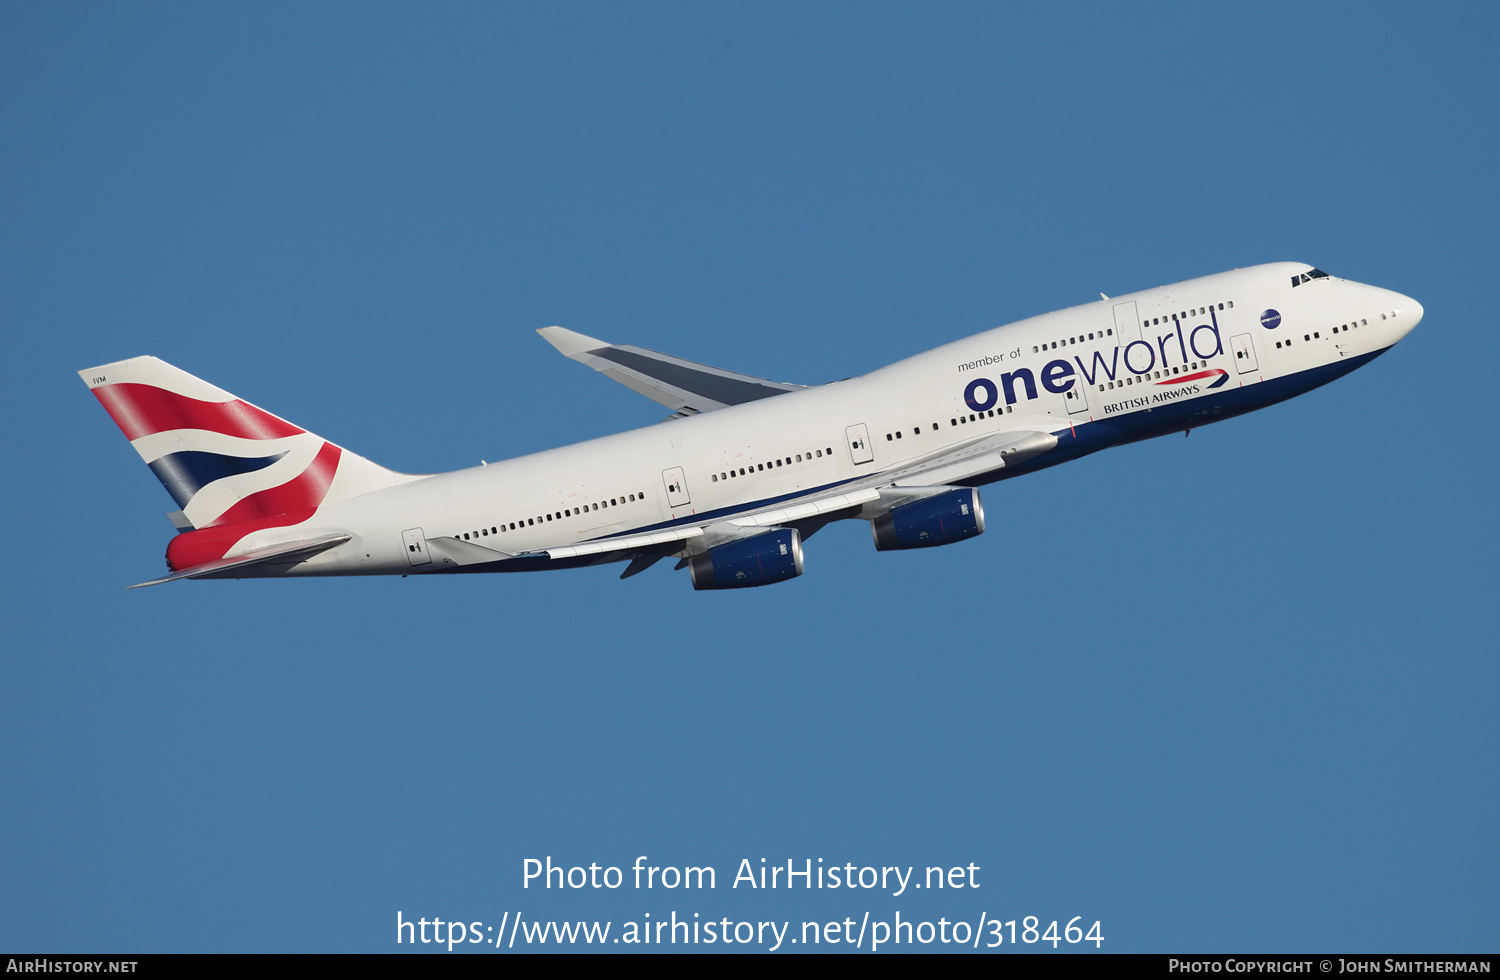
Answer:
[870,487,985,551]
[688,528,804,590]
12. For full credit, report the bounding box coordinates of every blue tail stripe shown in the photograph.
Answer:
[147,451,288,508]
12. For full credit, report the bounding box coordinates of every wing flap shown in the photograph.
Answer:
[889,429,1059,486]
[727,487,882,528]
[545,525,705,560]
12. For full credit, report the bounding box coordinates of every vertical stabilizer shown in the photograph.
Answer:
[80,356,412,533]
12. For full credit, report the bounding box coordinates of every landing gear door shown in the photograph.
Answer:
[663,467,691,507]
[1231,333,1259,374]
[845,423,874,465]
[1113,301,1141,346]
[402,527,431,566]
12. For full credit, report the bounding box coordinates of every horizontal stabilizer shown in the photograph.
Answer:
[537,326,806,416]
[128,532,351,588]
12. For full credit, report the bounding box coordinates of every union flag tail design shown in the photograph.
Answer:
[80,357,405,567]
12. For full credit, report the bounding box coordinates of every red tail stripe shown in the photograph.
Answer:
[167,443,344,568]
[166,514,310,570]
[93,383,305,442]
[205,443,342,528]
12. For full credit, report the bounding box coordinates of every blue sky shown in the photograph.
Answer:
[2,2,1495,952]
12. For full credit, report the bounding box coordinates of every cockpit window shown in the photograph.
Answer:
[1290,268,1331,287]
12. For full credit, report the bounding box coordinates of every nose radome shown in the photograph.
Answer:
[1401,296,1423,326]
[1391,293,1423,337]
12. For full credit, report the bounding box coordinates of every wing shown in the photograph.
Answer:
[537,326,807,418]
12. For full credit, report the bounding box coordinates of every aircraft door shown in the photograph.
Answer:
[663,467,691,507]
[1113,301,1142,346]
[1064,382,1089,414]
[1231,333,1259,374]
[402,527,431,566]
[845,423,874,464]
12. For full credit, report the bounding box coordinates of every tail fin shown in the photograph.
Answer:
[80,356,409,532]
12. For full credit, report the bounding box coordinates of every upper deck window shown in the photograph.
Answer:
[1291,268,1331,287]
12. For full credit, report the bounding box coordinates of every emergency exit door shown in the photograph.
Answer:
[402,527,431,566]
[662,467,691,507]
[1113,301,1142,346]
[845,424,874,464]
[1231,333,1259,374]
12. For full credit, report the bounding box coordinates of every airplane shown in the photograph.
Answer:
[80,262,1421,590]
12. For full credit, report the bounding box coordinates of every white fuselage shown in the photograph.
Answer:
[276,262,1420,577]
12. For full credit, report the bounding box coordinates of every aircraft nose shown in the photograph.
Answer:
[1390,292,1422,338]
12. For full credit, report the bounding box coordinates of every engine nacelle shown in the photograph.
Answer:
[871,487,985,551]
[688,528,805,590]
